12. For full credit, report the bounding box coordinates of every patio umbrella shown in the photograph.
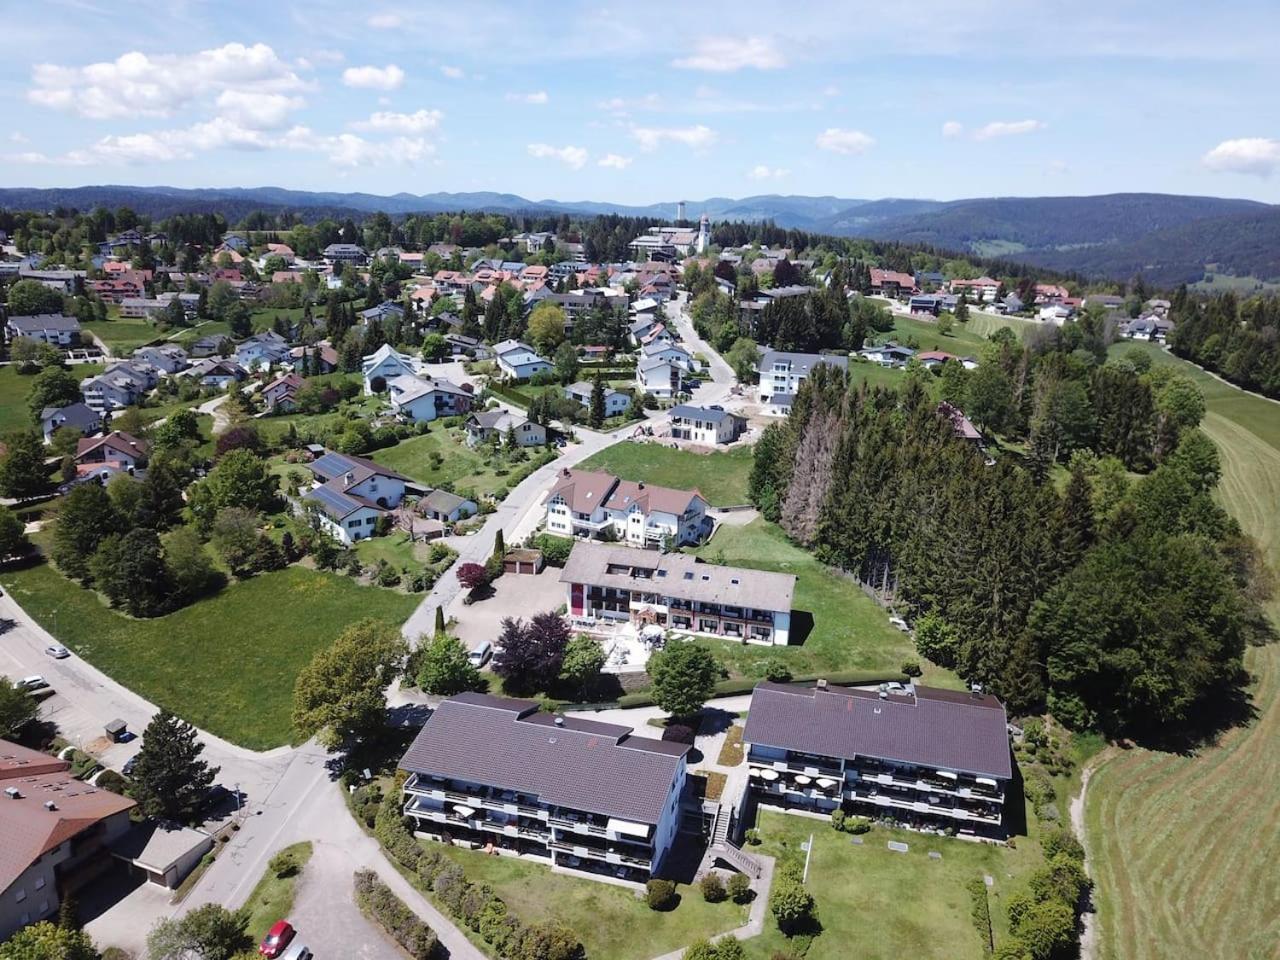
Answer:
[452,804,476,817]
[816,777,837,789]
[760,769,779,781]
[794,775,812,785]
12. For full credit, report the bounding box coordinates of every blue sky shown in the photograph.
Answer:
[3,0,1279,205]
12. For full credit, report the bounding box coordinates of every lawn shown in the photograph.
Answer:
[743,810,1044,960]
[0,364,105,435]
[371,426,541,499]
[691,520,956,687]
[1081,341,1280,960]
[432,843,747,960]
[0,562,420,749]
[241,841,314,941]
[79,316,162,355]
[579,442,755,507]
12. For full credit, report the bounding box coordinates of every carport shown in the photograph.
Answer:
[111,822,214,888]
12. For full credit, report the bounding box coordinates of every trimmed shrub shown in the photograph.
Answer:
[96,769,128,795]
[646,878,678,911]
[353,869,438,960]
[269,849,301,879]
[700,872,726,903]
[727,871,752,903]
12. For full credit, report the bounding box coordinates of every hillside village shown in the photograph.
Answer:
[0,200,1269,960]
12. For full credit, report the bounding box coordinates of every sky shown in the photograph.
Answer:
[2,0,1279,206]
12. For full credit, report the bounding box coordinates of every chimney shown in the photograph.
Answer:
[816,679,828,691]
[346,472,356,486]
[970,683,984,699]
[44,800,57,811]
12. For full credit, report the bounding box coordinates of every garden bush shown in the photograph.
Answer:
[646,878,678,911]
[353,869,438,960]
[700,872,726,903]
[269,848,301,879]
[727,871,752,903]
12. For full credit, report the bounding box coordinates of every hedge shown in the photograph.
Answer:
[353,869,439,960]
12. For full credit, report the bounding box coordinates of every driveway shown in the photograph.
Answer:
[449,567,565,650]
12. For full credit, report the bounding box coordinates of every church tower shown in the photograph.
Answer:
[695,212,710,254]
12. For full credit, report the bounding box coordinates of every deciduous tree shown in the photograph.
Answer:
[292,618,408,748]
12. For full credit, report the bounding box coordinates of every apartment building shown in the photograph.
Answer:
[545,469,710,547]
[399,693,689,885]
[742,681,1012,838]
[5,315,81,347]
[561,541,795,645]
[756,351,849,416]
[669,405,745,445]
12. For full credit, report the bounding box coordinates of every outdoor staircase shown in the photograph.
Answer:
[707,803,762,879]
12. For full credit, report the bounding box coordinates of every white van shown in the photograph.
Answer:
[468,640,492,667]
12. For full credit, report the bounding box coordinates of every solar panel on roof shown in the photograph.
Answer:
[306,485,359,518]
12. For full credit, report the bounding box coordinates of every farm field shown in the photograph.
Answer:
[1084,341,1280,960]
[579,441,754,507]
[742,810,1044,960]
[0,561,419,749]
[432,842,746,960]
[691,519,958,688]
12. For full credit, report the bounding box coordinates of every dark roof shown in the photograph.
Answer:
[742,682,1012,780]
[309,450,410,486]
[7,314,81,332]
[670,404,735,425]
[399,693,688,824]
[757,351,849,375]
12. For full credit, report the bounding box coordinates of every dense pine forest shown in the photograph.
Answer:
[749,338,1273,737]
[1168,286,1280,399]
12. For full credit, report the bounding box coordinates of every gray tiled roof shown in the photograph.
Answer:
[399,693,687,824]
[743,682,1012,780]
[757,351,849,374]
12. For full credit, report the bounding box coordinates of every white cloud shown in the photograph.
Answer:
[506,91,548,104]
[598,153,633,169]
[598,93,663,116]
[748,164,790,180]
[352,109,444,134]
[1202,137,1280,176]
[630,124,717,151]
[27,43,306,120]
[815,127,875,155]
[368,12,402,28]
[440,65,464,79]
[9,132,28,144]
[527,143,589,169]
[342,64,406,90]
[822,85,840,97]
[942,120,964,139]
[673,36,785,72]
[972,119,1045,140]
[215,90,305,130]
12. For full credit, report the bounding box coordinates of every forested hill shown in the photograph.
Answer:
[828,193,1279,285]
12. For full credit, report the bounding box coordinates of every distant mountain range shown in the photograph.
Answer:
[2,185,1277,286]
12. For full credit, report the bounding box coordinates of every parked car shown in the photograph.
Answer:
[122,755,139,777]
[468,640,492,667]
[259,920,295,958]
[17,676,48,691]
[279,943,312,960]
[45,644,70,659]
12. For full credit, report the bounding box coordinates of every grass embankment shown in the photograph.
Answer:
[1082,341,1280,960]
[579,442,755,507]
[0,364,106,435]
[743,810,1043,960]
[0,563,419,749]
[371,426,549,498]
[80,316,162,354]
[432,843,746,960]
[241,842,314,942]
[692,519,957,687]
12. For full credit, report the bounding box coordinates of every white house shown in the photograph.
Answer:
[756,351,849,411]
[544,468,710,547]
[639,340,691,370]
[40,403,102,443]
[564,381,630,418]
[1038,305,1072,325]
[859,343,916,367]
[362,343,421,394]
[5,315,81,346]
[302,450,409,545]
[669,405,745,445]
[80,361,159,413]
[464,410,547,447]
[133,344,190,375]
[387,374,474,423]
[636,357,681,399]
[493,340,552,380]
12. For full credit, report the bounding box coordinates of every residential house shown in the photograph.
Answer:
[189,335,231,358]
[290,343,339,374]
[669,405,745,445]
[869,268,916,298]
[80,362,157,413]
[742,681,1012,838]
[359,301,406,329]
[1034,283,1070,302]
[0,740,138,940]
[181,358,247,390]
[635,357,681,399]
[464,410,547,448]
[362,343,421,394]
[91,276,146,303]
[399,692,689,885]
[564,381,630,418]
[1037,305,1072,325]
[859,343,916,367]
[950,277,1000,302]
[39,402,101,443]
[75,431,148,472]
[234,331,291,371]
[544,468,710,547]
[561,542,794,644]
[639,340,691,371]
[443,334,483,357]
[1084,294,1126,312]
[302,450,409,545]
[493,340,552,381]
[938,401,983,444]
[5,315,81,347]
[132,344,189,375]
[418,489,478,523]
[387,374,474,423]
[322,243,368,264]
[627,316,660,346]
[155,292,200,319]
[756,351,850,416]
[999,293,1025,315]
[17,268,84,294]
[262,373,305,412]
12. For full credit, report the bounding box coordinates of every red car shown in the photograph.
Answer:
[259,920,295,958]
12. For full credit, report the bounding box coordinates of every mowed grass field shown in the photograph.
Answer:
[433,842,746,960]
[0,363,105,435]
[0,562,419,749]
[579,441,755,507]
[1085,342,1280,960]
[743,810,1043,960]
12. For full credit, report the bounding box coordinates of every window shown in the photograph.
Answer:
[15,888,26,902]
[366,516,377,525]
[347,520,361,528]
[34,877,45,890]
